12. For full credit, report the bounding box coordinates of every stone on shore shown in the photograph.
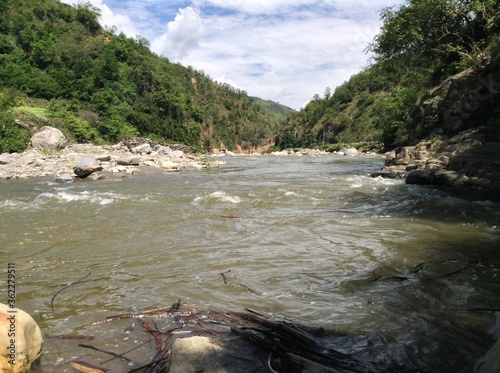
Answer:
[116,156,141,166]
[341,147,359,156]
[0,304,43,373]
[161,160,180,171]
[0,155,10,165]
[131,143,152,154]
[155,145,173,155]
[74,158,103,178]
[168,150,184,159]
[30,126,67,151]
[169,336,268,373]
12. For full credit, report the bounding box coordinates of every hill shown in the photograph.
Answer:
[0,0,287,153]
[275,0,500,152]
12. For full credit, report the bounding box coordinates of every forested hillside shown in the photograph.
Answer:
[276,0,500,151]
[0,0,293,153]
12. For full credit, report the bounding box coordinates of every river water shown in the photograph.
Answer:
[1,154,500,372]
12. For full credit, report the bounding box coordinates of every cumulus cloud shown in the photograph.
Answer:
[58,0,401,109]
[151,7,204,60]
[59,0,140,36]
[180,2,393,109]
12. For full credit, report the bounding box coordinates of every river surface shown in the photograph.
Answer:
[1,154,500,372]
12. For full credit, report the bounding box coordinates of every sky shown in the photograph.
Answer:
[59,0,402,110]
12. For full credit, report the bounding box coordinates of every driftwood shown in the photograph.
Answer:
[369,258,486,282]
[50,272,104,312]
[70,361,109,373]
[45,334,94,340]
[73,300,421,373]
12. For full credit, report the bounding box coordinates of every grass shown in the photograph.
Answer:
[13,106,48,116]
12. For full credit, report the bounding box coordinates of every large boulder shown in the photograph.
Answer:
[30,126,67,151]
[0,155,10,165]
[0,304,43,373]
[74,158,103,178]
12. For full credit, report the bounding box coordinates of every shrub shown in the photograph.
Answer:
[0,111,31,153]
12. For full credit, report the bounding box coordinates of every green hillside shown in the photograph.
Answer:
[276,0,500,152]
[0,0,292,153]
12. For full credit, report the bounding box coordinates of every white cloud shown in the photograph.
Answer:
[151,7,204,60]
[58,0,402,109]
[180,4,388,109]
[59,0,140,36]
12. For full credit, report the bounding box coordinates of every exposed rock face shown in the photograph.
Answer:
[474,337,500,373]
[29,126,67,151]
[0,304,43,373]
[372,127,500,199]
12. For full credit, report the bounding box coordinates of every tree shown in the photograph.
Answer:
[369,0,497,69]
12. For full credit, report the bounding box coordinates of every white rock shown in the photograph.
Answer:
[131,143,152,154]
[0,304,43,373]
[161,161,180,171]
[30,126,67,150]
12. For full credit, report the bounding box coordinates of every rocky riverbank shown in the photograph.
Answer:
[371,126,500,200]
[0,127,225,181]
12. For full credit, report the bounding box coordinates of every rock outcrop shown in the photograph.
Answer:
[29,126,67,151]
[372,127,500,199]
[474,336,500,373]
[0,304,43,373]
[371,47,500,200]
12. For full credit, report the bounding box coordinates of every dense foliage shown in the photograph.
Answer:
[0,0,293,153]
[276,0,500,151]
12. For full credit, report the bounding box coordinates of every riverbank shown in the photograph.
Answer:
[0,129,372,180]
[371,126,500,200]
[0,141,226,181]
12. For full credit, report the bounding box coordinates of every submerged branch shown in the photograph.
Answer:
[50,272,92,312]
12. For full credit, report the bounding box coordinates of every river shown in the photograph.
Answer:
[1,154,499,372]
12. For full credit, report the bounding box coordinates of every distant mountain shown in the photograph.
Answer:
[276,0,500,152]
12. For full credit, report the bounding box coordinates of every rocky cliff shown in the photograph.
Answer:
[373,48,500,200]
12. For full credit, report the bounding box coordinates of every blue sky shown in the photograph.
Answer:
[60,0,402,110]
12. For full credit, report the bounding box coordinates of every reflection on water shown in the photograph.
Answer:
[1,155,499,372]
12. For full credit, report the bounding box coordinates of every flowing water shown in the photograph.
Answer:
[1,155,500,372]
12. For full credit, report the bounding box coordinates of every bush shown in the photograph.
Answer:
[97,118,138,142]
[325,143,346,152]
[65,115,98,143]
[0,111,31,153]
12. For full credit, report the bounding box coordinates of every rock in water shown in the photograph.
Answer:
[0,304,43,373]
[74,158,103,178]
[30,126,67,151]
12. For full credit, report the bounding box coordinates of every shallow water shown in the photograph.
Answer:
[1,155,499,371]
